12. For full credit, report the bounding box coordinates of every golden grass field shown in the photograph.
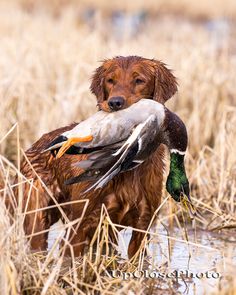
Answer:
[0,0,235,294]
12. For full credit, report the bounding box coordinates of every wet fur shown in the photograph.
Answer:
[13,56,177,258]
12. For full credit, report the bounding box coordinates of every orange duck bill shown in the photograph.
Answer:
[56,135,93,158]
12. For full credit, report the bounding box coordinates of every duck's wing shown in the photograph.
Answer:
[64,144,123,185]
[64,139,139,188]
[65,115,160,193]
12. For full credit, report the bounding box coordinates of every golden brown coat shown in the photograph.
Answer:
[16,56,177,258]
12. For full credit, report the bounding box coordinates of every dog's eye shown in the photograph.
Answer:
[107,78,114,84]
[135,78,145,85]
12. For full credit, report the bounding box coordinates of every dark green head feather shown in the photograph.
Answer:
[166,152,190,202]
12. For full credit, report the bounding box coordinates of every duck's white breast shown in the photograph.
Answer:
[63,99,165,148]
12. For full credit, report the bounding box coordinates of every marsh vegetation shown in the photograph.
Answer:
[0,1,235,294]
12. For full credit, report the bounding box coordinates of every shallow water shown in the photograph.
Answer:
[48,221,236,295]
[118,225,236,294]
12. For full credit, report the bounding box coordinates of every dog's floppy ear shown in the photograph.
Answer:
[151,60,178,104]
[90,62,107,103]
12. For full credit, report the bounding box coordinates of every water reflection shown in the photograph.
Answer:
[48,221,236,294]
[118,225,236,294]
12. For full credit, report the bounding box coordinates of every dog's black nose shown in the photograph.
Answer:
[108,96,125,111]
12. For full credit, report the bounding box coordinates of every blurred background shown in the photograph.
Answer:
[0,2,235,294]
[0,0,235,212]
[0,0,235,149]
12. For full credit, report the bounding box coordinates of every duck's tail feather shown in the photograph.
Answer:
[42,135,68,153]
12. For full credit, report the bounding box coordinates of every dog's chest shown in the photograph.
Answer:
[114,145,166,210]
[56,145,166,213]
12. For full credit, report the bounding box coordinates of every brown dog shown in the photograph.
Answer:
[16,56,177,258]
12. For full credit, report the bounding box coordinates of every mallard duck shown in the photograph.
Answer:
[45,99,191,203]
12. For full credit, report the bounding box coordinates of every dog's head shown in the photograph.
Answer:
[90,56,178,112]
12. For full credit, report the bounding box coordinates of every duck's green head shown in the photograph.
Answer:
[166,152,190,202]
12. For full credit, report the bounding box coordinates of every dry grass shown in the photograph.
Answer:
[0,1,235,294]
[17,0,236,19]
